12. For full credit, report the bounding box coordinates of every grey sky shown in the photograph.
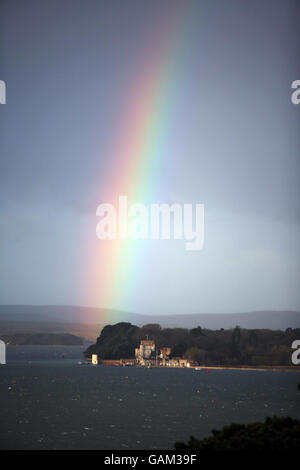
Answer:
[0,0,299,314]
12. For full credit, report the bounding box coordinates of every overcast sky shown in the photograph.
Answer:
[0,0,299,315]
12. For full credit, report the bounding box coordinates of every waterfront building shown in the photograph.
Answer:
[159,347,171,360]
[135,339,155,364]
[92,354,98,365]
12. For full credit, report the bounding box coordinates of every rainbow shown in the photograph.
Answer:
[85,3,192,324]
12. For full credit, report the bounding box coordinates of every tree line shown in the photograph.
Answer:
[85,322,299,365]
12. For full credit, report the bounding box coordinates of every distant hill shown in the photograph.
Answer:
[0,305,299,331]
[1,333,83,346]
[0,305,118,324]
[128,310,300,330]
[0,321,102,342]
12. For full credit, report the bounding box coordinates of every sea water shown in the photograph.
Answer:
[0,345,299,450]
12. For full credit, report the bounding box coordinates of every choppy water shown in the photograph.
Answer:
[0,346,299,449]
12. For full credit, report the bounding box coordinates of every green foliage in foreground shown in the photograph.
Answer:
[174,416,300,451]
[85,321,299,365]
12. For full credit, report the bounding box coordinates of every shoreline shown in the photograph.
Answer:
[97,360,299,372]
[191,365,299,372]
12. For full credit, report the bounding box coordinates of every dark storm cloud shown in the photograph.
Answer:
[0,0,299,311]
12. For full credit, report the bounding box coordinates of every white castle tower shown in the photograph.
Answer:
[92,354,98,365]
